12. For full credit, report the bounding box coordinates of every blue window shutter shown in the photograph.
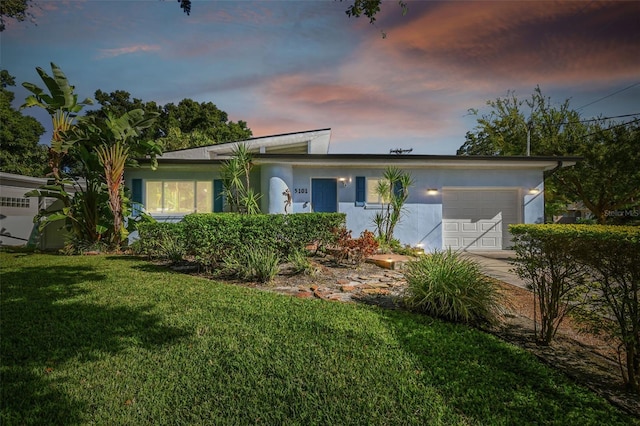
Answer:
[355,176,365,207]
[213,179,224,212]
[131,179,142,215]
[393,181,403,198]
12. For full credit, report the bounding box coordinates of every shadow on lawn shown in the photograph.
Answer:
[376,309,630,424]
[0,264,188,424]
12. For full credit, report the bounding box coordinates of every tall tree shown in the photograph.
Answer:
[457,87,639,223]
[0,70,47,176]
[554,120,640,224]
[89,90,252,151]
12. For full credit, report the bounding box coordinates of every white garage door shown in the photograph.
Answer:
[442,189,520,251]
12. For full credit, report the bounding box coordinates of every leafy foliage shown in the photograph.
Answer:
[20,64,158,251]
[343,0,407,24]
[21,63,93,183]
[0,70,47,176]
[220,143,261,214]
[332,227,379,266]
[510,224,640,393]
[138,213,345,270]
[403,250,504,325]
[87,90,252,152]
[510,224,588,345]
[457,87,640,223]
[224,246,280,283]
[372,166,413,244]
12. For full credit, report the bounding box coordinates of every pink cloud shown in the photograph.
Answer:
[97,44,162,59]
[372,1,640,87]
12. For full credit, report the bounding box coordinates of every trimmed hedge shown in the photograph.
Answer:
[510,224,640,393]
[138,213,345,267]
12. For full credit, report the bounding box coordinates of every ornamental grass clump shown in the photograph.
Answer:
[225,246,280,283]
[403,250,503,325]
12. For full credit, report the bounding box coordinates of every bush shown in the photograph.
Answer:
[136,221,186,259]
[181,213,345,267]
[403,250,503,325]
[510,224,640,393]
[510,224,588,345]
[332,228,379,266]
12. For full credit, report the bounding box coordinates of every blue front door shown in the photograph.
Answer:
[311,179,337,212]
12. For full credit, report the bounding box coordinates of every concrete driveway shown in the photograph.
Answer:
[460,251,529,290]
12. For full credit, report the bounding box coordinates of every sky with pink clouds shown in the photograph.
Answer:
[2,0,639,154]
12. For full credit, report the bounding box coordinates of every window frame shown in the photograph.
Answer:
[144,179,213,215]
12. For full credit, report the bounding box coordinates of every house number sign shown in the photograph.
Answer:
[294,188,308,194]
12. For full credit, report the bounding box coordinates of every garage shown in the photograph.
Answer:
[442,189,520,251]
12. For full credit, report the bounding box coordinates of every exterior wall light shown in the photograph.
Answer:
[338,178,348,187]
[528,188,541,195]
[426,188,438,195]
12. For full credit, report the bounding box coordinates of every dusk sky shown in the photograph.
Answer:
[2,0,639,154]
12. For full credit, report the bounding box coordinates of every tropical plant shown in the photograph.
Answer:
[21,62,93,183]
[403,250,504,325]
[220,143,261,214]
[70,109,161,248]
[21,64,160,251]
[373,166,413,244]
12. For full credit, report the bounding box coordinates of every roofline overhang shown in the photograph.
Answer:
[134,154,580,171]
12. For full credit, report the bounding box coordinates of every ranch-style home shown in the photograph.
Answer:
[124,128,578,252]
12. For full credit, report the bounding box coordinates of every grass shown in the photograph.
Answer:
[1,253,637,425]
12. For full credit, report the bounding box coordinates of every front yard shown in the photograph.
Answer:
[1,253,637,425]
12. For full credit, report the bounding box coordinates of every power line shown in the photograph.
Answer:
[576,82,640,111]
[578,117,640,141]
[572,113,640,124]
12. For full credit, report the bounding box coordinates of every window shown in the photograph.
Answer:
[0,197,30,208]
[366,178,389,204]
[145,180,212,214]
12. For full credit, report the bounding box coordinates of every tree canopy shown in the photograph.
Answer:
[458,87,640,223]
[0,70,47,176]
[87,90,252,152]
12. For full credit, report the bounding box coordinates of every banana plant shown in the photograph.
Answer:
[68,109,161,249]
[21,63,93,183]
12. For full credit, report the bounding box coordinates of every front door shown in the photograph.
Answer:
[311,179,337,212]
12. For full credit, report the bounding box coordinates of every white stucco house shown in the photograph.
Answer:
[124,128,578,252]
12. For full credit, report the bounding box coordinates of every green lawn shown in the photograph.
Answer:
[1,253,637,425]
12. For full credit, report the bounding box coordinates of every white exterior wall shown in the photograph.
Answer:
[125,161,547,251]
[287,166,544,251]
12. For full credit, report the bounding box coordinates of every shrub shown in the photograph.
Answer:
[510,224,588,345]
[181,213,345,266]
[403,250,503,325]
[332,228,379,266]
[510,224,640,393]
[136,221,186,259]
